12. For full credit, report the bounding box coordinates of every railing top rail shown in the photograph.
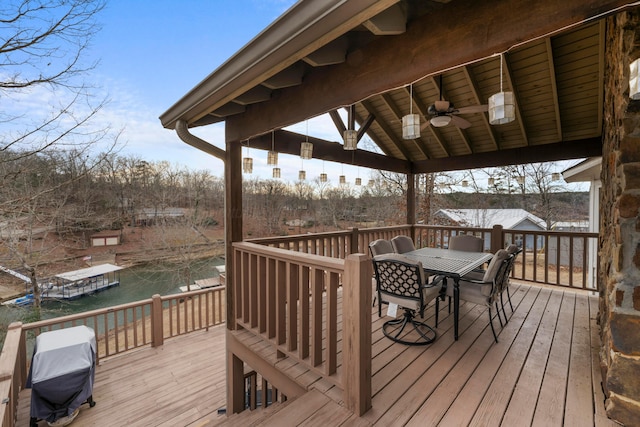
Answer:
[22,287,221,331]
[159,286,225,302]
[233,241,345,272]
[246,229,353,244]
[414,224,494,233]
[503,229,598,237]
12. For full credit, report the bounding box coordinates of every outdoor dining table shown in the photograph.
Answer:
[403,247,493,340]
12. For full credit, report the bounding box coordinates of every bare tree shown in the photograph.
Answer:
[1,0,108,158]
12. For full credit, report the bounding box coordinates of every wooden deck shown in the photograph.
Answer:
[16,282,617,426]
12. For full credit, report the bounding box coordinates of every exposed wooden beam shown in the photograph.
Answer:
[545,38,563,141]
[250,129,410,173]
[461,65,498,151]
[380,93,431,158]
[361,99,413,160]
[354,110,392,157]
[412,138,602,173]
[502,53,528,146]
[407,85,450,156]
[357,114,375,141]
[329,109,346,135]
[226,0,630,141]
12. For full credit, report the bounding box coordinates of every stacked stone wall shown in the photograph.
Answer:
[600,11,640,426]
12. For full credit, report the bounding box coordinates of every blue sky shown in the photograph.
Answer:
[82,0,370,183]
[6,0,587,189]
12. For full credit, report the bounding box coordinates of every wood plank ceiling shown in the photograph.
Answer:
[160,0,621,174]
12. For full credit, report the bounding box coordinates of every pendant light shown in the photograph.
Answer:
[344,129,358,150]
[488,54,516,125]
[267,131,278,165]
[343,105,358,150]
[488,177,495,186]
[242,140,253,174]
[272,167,281,178]
[368,179,375,187]
[300,120,313,159]
[355,177,362,186]
[402,84,420,139]
[299,158,306,181]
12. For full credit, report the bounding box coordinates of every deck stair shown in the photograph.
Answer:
[216,389,351,426]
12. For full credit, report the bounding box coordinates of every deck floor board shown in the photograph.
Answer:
[16,283,608,426]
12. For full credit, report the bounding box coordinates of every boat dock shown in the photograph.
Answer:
[43,264,124,300]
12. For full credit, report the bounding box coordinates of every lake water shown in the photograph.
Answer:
[0,257,224,327]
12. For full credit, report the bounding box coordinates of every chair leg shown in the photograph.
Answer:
[382,310,436,345]
[488,306,498,343]
[435,298,439,327]
[499,292,509,323]
[506,288,514,312]
[495,301,504,327]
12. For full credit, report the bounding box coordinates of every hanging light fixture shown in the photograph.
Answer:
[242,140,253,174]
[461,180,469,187]
[272,167,281,178]
[368,179,375,187]
[488,177,495,186]
[551,172,561,181]
[339,175,346,185]
[343,129,358,150]
[402,84,420,139]
[267,131,278,165]
[355,177,362,186]
[631,58,640,99]
[300,120,313,159]
[488,54,516,125]
[299,158,306,181]
[516,175,525,185]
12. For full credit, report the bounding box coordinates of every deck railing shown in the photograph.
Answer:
[250,224,598,290]
[229,241,372,415]
[0,287,225,427]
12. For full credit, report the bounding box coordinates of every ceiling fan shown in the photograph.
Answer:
[423,75,488,130]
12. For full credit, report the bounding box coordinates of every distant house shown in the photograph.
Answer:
[90,230,121,247]
[434,208,546,249]
[136,208,185,226]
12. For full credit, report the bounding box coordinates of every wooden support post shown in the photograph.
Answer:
[227,346,245,414]
[491,224,504,253]
[225,136,242,330]
[151,294,164,347]
[342,254,373,416]
[407,172,415,226]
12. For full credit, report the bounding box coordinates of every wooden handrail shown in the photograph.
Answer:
[0,287,227,427]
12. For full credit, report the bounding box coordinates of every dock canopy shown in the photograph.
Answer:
[55,264,124,282]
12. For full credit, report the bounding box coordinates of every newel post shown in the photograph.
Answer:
[342,253,372,416]
[151,294,164,347]
[491,224,504,253]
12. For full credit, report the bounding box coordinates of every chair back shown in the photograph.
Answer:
[498,244,522,291]
[369,239,394,257]
[391,235,416,254]
[449,235,483,252]
[480,249,511,301]
[372,254,426,311]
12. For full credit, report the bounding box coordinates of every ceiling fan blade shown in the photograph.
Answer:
[434,100,450,111]
[451,115,472,129]
[456,104,488,114]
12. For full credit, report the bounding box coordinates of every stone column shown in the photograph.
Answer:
[600,11,640,425]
